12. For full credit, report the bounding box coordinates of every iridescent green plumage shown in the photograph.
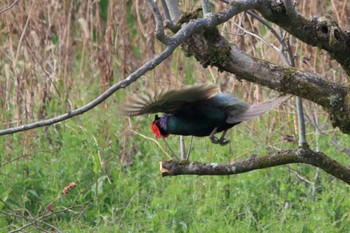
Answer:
[120,84,288,145]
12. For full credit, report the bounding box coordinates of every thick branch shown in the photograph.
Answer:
[160,148,350,185]
[224,47,350,134]
[178,10,350,134]
[255,0,350,76]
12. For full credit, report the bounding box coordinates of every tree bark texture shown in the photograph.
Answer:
[160,148,350,185]
[257,0,350,76]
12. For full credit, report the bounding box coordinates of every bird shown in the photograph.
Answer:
[120,84,288,146]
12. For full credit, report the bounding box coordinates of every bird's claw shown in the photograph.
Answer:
[210,136,230,146]
[219,139,230,146]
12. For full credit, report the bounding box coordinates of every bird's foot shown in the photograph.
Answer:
[219,138,230,146]
[210,135,230,146]
[209,129,230,146]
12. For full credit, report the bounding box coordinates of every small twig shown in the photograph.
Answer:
[286,165,313,185]
[4,207,68,233]
[249,3,307,147]
[130,130,173,160]
[161,0,171,22]
[231,23,282,52]
[163,0,181,22]
[245,11,290,64]
[118,194,136,225]
[201,0,212,17]
[162,138,180,160]
[146,0,172,45]
[0,154,29,167]
[311,106,321,202]
[311,167,320,202]
[161,0,178,32]
[161,0,174,27]
[283,35,307,146]
[0,0,19,15]
[246,10,284,45]
[14,2,33,63]
[186,136,194,160]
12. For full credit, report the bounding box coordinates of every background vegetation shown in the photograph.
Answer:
[0,0,349,232]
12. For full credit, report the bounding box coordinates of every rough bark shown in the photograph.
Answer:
[160,148,350,185]
[224,47,350,134]
[256,0,350,76]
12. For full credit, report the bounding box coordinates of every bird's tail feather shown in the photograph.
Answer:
[227,95,290,123]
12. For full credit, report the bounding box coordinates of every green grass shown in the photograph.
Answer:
[1,106,350,232]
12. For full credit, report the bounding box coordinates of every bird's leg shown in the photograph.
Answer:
[209,127,220,144]
[162,138,180,160]
[209,127,230,146]
[186,136,194,161]
[218,130,229,146]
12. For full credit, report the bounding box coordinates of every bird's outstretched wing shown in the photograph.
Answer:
[119,84,219,116]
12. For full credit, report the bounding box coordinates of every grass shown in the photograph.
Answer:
[1,108,350,232]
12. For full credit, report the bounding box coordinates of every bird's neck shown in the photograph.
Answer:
[156,114,170,136]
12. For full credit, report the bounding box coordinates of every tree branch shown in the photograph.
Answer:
[255,0,350,76]
[160,147,350,185]
[0,0,19,15]
[224,47,350,134]
[0,45,175,135]
[0,0,259,136]
[146,0,171,45]
[178,13,350,134]
[2,0,349,136]
[219,0,350,75]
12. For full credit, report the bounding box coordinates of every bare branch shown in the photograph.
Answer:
[160,0,172,23]
[0,0,259,136]
[146,0,172,45]
[164,0,181,22]
[161,0,177,30]
[180,23,350,134]
[201,0,211,16]
[160,148,350,185]
[256,0,350,75]
[248,9,308,146]
[0,45,174,135]
[281,29,307,147]
[0,0,19,15]
[225,47,350,134]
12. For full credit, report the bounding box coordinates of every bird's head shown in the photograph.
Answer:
[151,114,169,138]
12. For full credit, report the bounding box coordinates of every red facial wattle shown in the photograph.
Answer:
[150,122,169,138]
[151,122,161,138]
